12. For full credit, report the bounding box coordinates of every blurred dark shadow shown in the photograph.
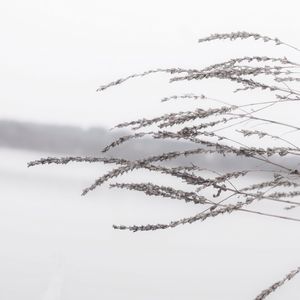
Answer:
[0,119,297,172]
[0,119,189,158]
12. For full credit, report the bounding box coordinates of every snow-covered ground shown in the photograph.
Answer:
[0,147,299,300]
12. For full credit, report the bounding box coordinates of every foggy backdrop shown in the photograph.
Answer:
[1,0,300,299]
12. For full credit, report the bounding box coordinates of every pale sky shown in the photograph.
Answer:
[1,0,300,128]
[1,3,300,299]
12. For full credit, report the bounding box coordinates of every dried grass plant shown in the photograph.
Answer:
[28,32,300,299]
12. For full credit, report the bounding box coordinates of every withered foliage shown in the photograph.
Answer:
[28,32,300,299]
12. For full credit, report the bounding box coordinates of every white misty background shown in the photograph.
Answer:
[0,0,300,299]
